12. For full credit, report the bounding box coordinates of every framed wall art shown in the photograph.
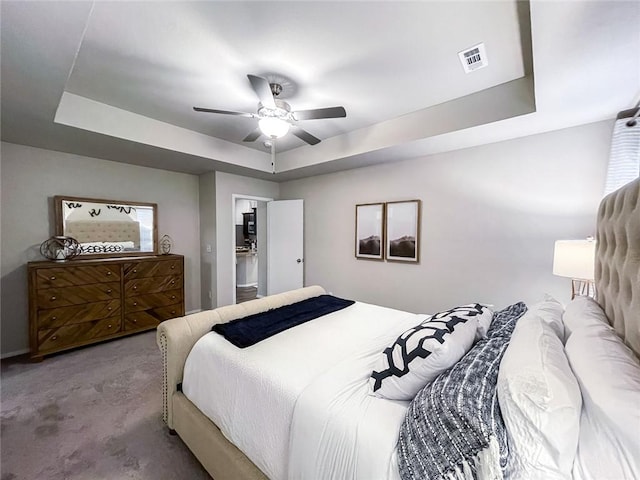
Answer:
[355,203,385,260]
[385,200,421,263]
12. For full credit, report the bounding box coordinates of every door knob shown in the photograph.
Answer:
[296,258,303,263]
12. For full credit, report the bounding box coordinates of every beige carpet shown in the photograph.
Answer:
[1,331,210,480]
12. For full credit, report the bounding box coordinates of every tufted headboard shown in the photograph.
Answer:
[65,220,141,247]
[595,177,640,356]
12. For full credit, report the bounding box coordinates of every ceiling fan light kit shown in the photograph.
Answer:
[259,117,290,138]
[193,74,347,146]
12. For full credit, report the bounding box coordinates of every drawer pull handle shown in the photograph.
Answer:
[171,265,175,269]
[133,319,137,323]
[106,289,112,294]
[51,335,57,341]
[133,269,137,273]
[133,302,138,306]
[171,310,176,315]
[108,324,112,329]
[170,280,175,285]
[52,316,57,321]
[171,295,176,300]
[133,286,137,290]
[50,276,56,281]
[108,306,112,311]
[107,271,112,276]
[50,296,56,301]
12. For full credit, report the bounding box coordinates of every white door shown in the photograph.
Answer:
[267,199,304,295]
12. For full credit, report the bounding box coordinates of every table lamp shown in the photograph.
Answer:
[552,238,596,299]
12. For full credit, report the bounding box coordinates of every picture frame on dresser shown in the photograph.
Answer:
[28,254,184,361]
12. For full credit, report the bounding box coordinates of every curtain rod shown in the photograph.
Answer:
[617,103,639,127]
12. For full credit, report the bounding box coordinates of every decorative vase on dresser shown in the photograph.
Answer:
[28,254,184,361]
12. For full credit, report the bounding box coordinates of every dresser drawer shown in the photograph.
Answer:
[38,300,121,329]
[125,289,183,313]
[124,259,183,279]
[38,316,121,352]
[125,275,182,295]
[35,265,120,289]
[36,282,121,308]
[124,304,184,331]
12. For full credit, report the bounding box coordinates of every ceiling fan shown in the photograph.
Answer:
[193,74,346,146]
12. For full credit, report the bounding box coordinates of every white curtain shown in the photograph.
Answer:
[604,115,640,195]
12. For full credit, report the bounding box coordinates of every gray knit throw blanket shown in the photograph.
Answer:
[397,302,527,480]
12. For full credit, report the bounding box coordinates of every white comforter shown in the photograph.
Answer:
[288,343,411,480]
[182,301,426,480]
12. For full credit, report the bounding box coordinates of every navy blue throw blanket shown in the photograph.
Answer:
[212,294,355,348]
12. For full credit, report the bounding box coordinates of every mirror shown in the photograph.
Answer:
[54,196,158,257]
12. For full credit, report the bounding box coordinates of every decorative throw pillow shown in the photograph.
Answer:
[565,311,640,480]
[370,304,492,401]
[498,312,581,479]
[397,302,528,480]
[475,303,495,340]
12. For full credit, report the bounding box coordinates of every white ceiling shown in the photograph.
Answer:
[1,1,639,181]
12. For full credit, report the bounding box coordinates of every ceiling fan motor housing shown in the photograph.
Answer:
[258,99,294,122]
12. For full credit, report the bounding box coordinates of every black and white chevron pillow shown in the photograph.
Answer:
[370,304,493,400]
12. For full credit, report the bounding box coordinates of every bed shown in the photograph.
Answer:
[157,177,639,480]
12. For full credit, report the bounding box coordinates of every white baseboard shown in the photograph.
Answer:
[237,283,258,288]
[1,348,29,359]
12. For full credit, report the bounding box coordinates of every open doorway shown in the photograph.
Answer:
[232,195,271,304]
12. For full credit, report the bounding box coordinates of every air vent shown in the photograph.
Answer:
[458,43,488,73]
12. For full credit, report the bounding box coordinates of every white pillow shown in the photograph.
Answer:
[498,310,582,479]
[565,315,640,480]
[529,294,566,340]
[370,304,492,400]
[562,295,608,340]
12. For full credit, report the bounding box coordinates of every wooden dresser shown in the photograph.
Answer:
[28,254,184,360]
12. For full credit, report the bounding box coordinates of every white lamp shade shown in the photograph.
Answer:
[553,239,596,280]
[258,117,290,138]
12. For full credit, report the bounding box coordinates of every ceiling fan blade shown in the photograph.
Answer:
[291,125,321,145]
[292,106,346,121]
[243,128,262,142]
[247,74,276,109]
[193,106,255,118]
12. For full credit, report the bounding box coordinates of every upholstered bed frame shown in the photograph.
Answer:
[595,177,640,354]
[157,177,639,480]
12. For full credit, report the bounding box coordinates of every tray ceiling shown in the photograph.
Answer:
[2,1,638,180]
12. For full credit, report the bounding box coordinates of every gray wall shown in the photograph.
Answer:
[256,201,268,297]
[279,121,612,313]
[0,142,201,356]
[0,119,614,354]
[214,171,279,307]
[199,172,216,310]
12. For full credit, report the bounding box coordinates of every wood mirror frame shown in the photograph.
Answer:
[54,195,158,258]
